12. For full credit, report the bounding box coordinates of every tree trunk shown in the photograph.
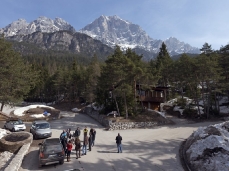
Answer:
[113,93,120,116]
[124,92,128,119]
[0,102,4,112]
[139,84,144,111]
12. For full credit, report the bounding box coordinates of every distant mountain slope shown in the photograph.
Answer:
[79,15,200,55]
[7,31,113,60]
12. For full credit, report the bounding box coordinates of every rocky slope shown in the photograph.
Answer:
[8,31,113,58]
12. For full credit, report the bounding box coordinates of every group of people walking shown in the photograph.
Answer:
[59,126,96,162]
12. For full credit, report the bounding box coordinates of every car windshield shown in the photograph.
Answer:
[36,123,50,129]
[13,120,23,125]
[44,145,62,153]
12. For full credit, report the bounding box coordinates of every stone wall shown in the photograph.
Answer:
[84,107,110,128]
[4,143,31,171]
[84,107,160,130]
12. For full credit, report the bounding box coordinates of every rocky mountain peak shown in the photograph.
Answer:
[79,15,152,50]
[80,15,200,55]
[0,16,75,37]
[0,18,29,37]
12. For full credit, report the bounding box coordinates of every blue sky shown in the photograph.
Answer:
[1,0,229,50]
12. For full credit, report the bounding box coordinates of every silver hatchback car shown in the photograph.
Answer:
[30,120,52,139]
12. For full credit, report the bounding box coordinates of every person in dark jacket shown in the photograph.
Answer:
[88,133,92,151]
[82,134,89,155]
[74,127,81,138]
[91,128,96,147]
[60,130,67,155]
[115,133,122,153]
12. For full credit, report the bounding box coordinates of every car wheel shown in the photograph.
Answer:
[3,125,6,129]
[59,160,64,165]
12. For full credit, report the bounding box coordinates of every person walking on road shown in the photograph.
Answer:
[82,134,89,155]
[91,128,96,147]
[74,127,81,138]
[116,133,122,153]
[60,130,67,155]
[66,140,73,162]
[83,126,88,138]
[88,133,92,151]
[74,137,81,159]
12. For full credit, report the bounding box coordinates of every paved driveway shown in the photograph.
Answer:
[19,112,219,171]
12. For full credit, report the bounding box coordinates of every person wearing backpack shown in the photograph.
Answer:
[60,130,67,155]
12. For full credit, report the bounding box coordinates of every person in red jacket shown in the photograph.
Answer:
[66,140,73,162]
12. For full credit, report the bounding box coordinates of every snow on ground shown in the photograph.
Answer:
[220,106,229,114]
[13,105,54,116]
[71,108,80,112]
[0,128,7,139]
[147,109,166,118]
[0,151,14,170]
[86,103,103,111]
[0,129,14,170]
[185,121,229,171]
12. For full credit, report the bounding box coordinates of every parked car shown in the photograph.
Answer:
[38,138,64,167]
[4,119,26,132]
[30,120,52,139]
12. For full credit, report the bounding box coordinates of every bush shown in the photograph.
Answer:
[183,108,197,118]
[177,97,187,108]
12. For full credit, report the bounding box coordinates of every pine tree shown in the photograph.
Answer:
[155,42,173,87]
[0,37,37,111]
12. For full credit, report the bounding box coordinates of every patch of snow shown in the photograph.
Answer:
[87,103,103,111]
[0,128,7,139]
[173,106,184,115]
[72,108,80,112]
[30,114,45,118]
[220,106,229,114]
[147,109,166,118]
[0,151,14,170]
[13,105,54,116]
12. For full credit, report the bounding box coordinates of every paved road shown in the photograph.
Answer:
[17,111,220,171]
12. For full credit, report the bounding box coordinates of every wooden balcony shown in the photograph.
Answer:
[137,96,165,103]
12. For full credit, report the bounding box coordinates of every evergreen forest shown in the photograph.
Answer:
[1,36,229,119]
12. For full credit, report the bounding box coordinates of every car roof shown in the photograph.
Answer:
[43,138,61,145]
[34,120,49,124]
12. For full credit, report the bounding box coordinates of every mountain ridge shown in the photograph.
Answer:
[0,15,200,59]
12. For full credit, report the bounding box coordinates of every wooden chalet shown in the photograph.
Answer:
[136,84,169,111]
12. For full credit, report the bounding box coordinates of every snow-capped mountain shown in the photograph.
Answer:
[79,15,200,55]
[79,15,153,50]
[0,16,75,37]
[0,15,200,57]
